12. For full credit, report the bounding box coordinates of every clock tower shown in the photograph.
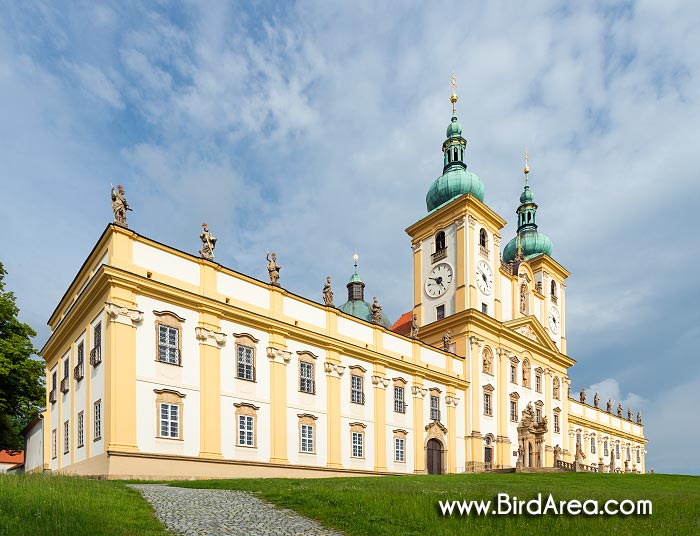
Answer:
[405,80,569,355]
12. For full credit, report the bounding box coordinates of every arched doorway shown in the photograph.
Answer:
[427,438,443,474]
[484,436,493,468]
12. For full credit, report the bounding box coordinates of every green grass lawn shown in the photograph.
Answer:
[0,474,169,536]
[174,472,700,536]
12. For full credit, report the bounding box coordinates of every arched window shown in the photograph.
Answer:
[435,231,446,252]
[453,147,458,162]
[551,280,557,297]
[479,228,488,248]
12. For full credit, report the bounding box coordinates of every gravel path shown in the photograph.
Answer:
[129,484,344,536]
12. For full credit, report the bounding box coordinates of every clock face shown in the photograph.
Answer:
[425,263,453,298]
[548,305,561,334]
[475,260,493,295]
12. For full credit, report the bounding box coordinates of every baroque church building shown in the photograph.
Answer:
[31,87,646,479]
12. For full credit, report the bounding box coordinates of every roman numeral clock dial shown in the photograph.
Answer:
[425,263,453,298]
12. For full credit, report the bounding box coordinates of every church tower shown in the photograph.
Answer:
[405,78,506,353]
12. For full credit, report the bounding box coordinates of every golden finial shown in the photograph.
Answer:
[523,148,530,186]
[450,74,458,115]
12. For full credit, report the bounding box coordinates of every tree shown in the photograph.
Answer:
[0,261,44,452]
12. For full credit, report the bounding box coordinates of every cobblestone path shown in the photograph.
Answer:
[129,484,344,536]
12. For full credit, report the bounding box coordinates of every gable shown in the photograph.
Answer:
[503,316,558,353]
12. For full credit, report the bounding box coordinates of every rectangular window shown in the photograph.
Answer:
[158,324,180,365]
[93,400,102,441]
[615,443,620,459]
[238,415,255,446]
[430,395,440,421]
[604,441,609,456]
[51,429,57,459]
[591,437,596,455]
[159,403,179,438]
[299,361,315,394]
[63,356,70,379]
[510,400,517,421]
[481,303,488,315]
[351,431,363,458]
[483,393,492,416]
[52,371,57,391]
[510,365,517,383]
[236,345,255,381]
[554,414,560,433]
[395,438,405,462]
[351,375,364,404]
[77,411,84,448]
[535,374,542,393]
[90,322,102,366]
[436,304,445,320]
[63,420,70,454]
[300,424,314,453]
[75,341,85,380]
[636,449,640,463]
[627,447,631,461]
[394,386,406,413]
[535,408,541,422]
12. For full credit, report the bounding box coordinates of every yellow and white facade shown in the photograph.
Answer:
[36,97,646,479]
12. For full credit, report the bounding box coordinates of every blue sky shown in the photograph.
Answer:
[0,1,698,474]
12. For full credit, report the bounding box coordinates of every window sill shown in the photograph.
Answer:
[156,436,184,441]
[155,360,182,367]
[236,444,257,449]
[236,377,257,383]
[299,451,316,455]
[93,437,102,442]
[77,444,84,449]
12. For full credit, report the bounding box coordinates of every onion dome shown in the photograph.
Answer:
[502,152,553,263]
[426,77,485,211]
[337,256,393,329]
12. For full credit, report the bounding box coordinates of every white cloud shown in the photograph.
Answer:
[63,60,124,110]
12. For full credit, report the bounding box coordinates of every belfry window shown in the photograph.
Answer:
[435,231,446,252]
[479,228,488,248]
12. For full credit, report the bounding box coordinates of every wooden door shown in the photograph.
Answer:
[427,439,442,474]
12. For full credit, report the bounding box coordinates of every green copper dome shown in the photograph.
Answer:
[502,165,553,263]
[502,231,553,263]
[337,300,392,329]
[446,116,462,137]
[520,184,534,204]
[426,167,484,211]
[426,113,485,212]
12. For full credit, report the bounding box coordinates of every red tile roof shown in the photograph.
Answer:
[391,311,413,336]
[0,450,24,464]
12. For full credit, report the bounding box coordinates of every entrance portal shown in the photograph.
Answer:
[427,438,443,474]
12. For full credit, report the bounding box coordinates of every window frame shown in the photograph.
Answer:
[63,420,70,454]
[350,374,365,405]
[429,393,440,421]
[159,402,180,439]
[394,384,406,413]
[153,311,185,366]
[299,360,315,394]
[77,410,84,448]
[154,388,185,441]
[236,344,256,382]
[298,413,318,454]
[93,399,102,441]
[51,428,57,459]
[235,402,259,448]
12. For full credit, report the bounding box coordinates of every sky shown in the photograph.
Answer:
[0,1,698,474]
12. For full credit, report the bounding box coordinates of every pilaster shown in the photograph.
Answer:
[104,301,142,453]
[411,379,427,473]
[196,322,226,459]
[467,215,477,308]
[445,389,459,473]
[324,351,344,469]
[371,368,390,472]
[267,345,291,464]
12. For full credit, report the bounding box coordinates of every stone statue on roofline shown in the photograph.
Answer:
[606,398,612,413]
[410,314,419,339]
[111,184,131,227]
[636,412,642,424]
[322,276,334,306]
[267,252,281,286]
[370,296,382,324]
[442,330,451,351]
[617,403,623,417]
[579,387,586,404]
[593,392,599,408]
[627,408,632,421]
[199,223,217,261]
